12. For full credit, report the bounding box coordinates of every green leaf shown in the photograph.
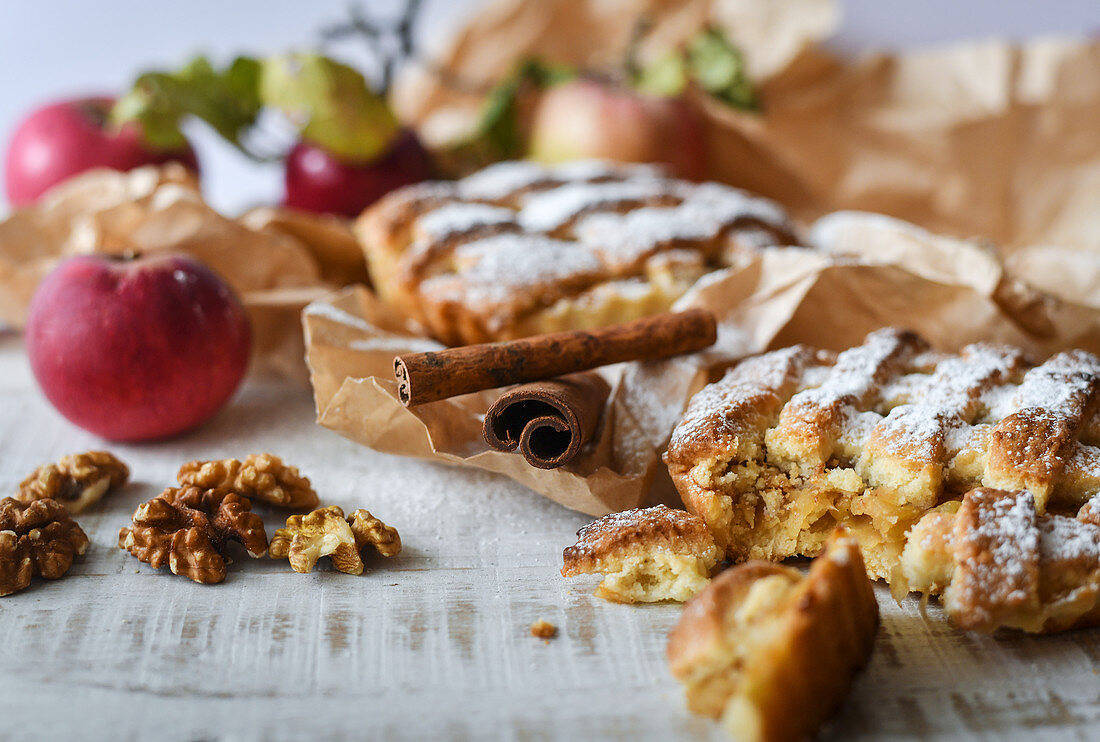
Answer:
[110,55,264,153]
[259,53,399,162]
[686,28,758,111]
[440,59,576,173]
[632,52,688,98]
[632,27,759,112]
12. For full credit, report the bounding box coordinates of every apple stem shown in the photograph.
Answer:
[318,0,423,96]
[77,99,112,130]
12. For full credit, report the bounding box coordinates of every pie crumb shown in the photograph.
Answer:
[530,619,557,640]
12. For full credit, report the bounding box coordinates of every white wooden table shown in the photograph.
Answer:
[0,333,1097,742]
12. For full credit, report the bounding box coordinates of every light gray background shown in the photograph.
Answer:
[0,0,1097,213]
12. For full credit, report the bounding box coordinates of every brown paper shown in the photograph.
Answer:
[303,210,1100,516]
[304,285,706,516]
[394,0,1100,251]
[0,164,359,381]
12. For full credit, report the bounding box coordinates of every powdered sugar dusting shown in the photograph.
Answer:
[1064,444,1100,482]
[1039,515,1100,565]
[773,328,916,451]
[553,159,663,181]
[421,233,604,307]
[456,159,663,201]
[518,179,673,233]
[457,161,550,200]
[668,346,820,457]
[416,203,516,239]
[954,489,1039,610]
[868,345,1023,462]
[572,183,793,269]
[987,350,1100,420]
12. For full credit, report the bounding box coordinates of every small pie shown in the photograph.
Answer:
[355,160,799,345]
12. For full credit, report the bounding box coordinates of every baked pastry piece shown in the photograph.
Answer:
[561,505,720,603]
[356,160,798,345]
[665,328,1100,580]
[667,531,878,742]
[894,487,1100,633]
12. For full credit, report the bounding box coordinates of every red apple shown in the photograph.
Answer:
[283,129,434,217]
[4,97,199,207]
[26,253,250,441]
[527,78,707,180]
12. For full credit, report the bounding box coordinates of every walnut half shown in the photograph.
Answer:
[178,454,319,509]
[18,451,129,514]
[348,510,402,557]
[118,486,268,584]
[0,497,89,597]
[271,506,402,575]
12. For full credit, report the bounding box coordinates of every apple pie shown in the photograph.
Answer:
[894,487,1100,634]
[355,160,799,345]
[665,328,1100,580]
[667,530,878,742]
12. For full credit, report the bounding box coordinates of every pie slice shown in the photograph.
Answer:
[561,505,720,603]
[667,531,878,742]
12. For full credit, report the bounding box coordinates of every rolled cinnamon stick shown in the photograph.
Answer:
[394,309,716,406]
[483,374,611,469]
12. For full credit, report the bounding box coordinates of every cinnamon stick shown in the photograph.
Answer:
[394,309,716,406]
[483,373,610,469]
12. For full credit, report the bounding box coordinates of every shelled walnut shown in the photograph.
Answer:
[0,497,89,596]
[17,451,129,514]
[348,509,402,558]
[177,454,318,509]
[118,486,268,584]
[271,506,402,575]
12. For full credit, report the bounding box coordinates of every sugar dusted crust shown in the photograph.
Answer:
[355,160,799,345]
[561,505,720,603]
[667,532,878,742]
[896,487,1100,634]
[665,327,1100,581]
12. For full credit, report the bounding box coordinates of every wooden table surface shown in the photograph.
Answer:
[0,334,1097,742]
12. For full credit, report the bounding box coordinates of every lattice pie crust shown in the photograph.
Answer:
[666,328,1100,581]
[356,160,798,345]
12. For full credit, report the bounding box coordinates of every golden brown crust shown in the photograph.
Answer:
[561,505,716,576]
[948,488,1040,630]
[667,532,878,742]
[1077,493,1100,527]
[0,497,89,596]
[356,160,799,346]
[177,454,319,509]
[665,328,1100,582]
[118,486,268,584]
[898,487,1100,633]
[17,451,129,514]
[561,505,720,603]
